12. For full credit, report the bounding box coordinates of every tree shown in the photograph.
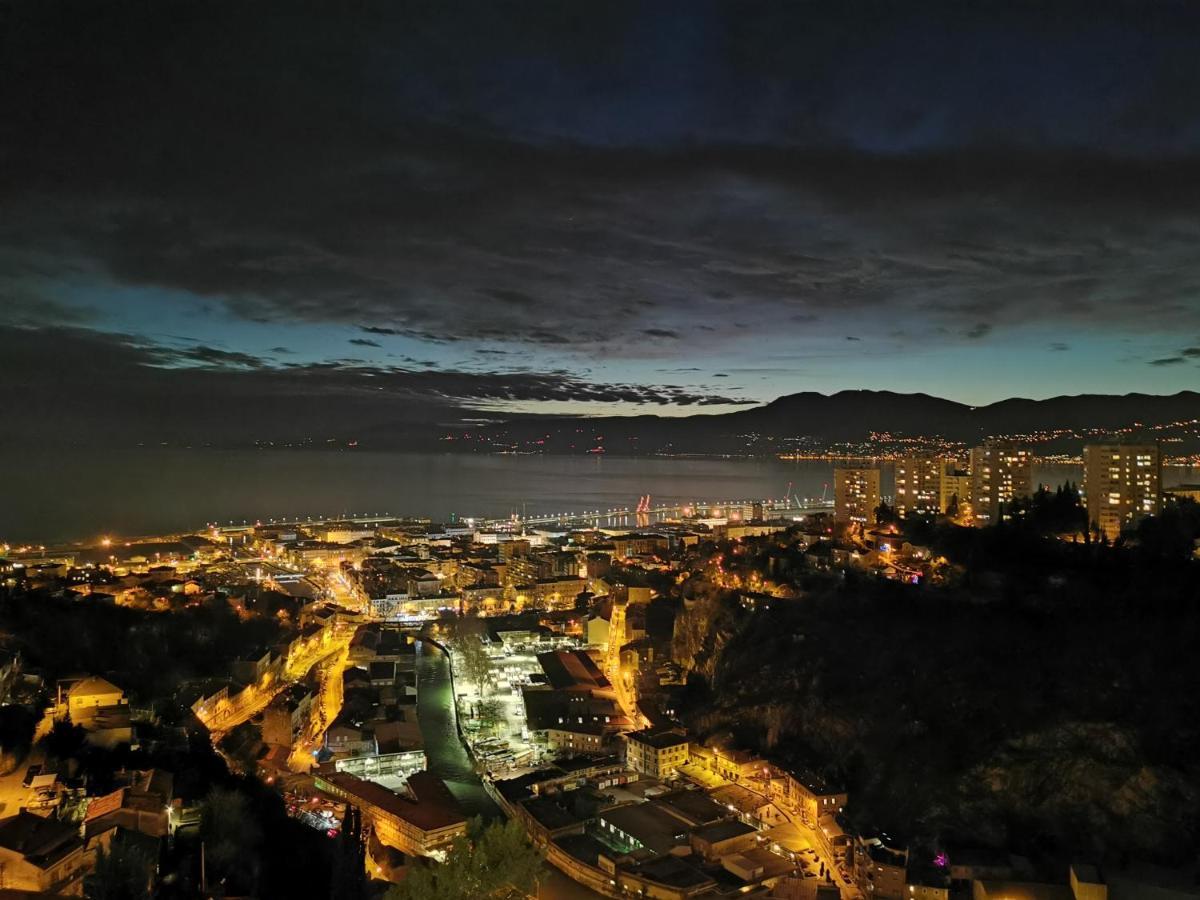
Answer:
[475,699,505,738]
[331,806,367,900]
[43,719,87,764]
[385,817,543,900]
[0,705,36,775]
[874,501,898,526]
[200,786,263,890]
[452,636,493,697]
[85,835,154,900]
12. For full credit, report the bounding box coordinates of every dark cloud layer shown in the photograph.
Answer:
[2,0,1200,437]
[0,325,749,447]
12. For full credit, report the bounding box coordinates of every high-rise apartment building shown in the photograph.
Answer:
[834,466,882,526]
[968,443,1032,526]
[894,453,944,518]
[1083,443,1161,540]
[939,462,972,514]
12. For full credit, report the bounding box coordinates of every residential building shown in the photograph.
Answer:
[834,467,882,527]
[778,766,848,826]
[969,443,1032,526]
[1083,443,1162,540]
[624,728,689,778]
[0,811,91,893]
[894,453,944,518]
[56,676,133,749]
[84,769,176,840]
[57,675,126,719]
[546,722,610,756]
[939,463,972,514]
[854,834,909,900]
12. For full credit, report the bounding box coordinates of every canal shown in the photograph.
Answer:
[415,638,501,819]
[415,638,606,899]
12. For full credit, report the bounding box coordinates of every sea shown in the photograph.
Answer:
[1,448,1197,545]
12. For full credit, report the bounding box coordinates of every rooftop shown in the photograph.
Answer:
[626,728,688,750]
[321,772,464,833]
[0,812,81,869]
[692,818,757,845]
[537,650,611,691]
[629,854,715,890]
[653,788,730,827]
[600,802,689,856]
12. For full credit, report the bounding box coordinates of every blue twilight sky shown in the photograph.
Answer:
[1,0,1199,439]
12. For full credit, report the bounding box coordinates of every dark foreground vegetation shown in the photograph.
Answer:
[673,499,1200,867]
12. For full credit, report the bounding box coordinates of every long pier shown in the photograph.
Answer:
[480,496,833,529]
[195,497,834,535]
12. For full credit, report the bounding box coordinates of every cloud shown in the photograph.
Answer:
[1182,347,1200,357]
[964,323,993,340]
[1149,356,1185,366]
[349,338,381,347]
[152,344,267,369]
[0,325,752,447]
[1049,342,1070,351]
[845,336,861,342]
[4,0,1200,412]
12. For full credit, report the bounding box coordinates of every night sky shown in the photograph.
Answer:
[3,1,1200,443]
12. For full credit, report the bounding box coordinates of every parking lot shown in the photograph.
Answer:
[450,635,578,775]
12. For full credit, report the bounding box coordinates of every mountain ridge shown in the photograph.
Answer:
[446,389,1200,455]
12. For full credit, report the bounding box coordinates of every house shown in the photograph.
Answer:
[56,676,133,749]
[84,769,176,840]
[624,728,689,778]
[57,675,126,720]
[0,811,91,893]
[325,721,378,757]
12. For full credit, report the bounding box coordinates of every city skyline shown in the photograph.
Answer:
[4,1,1200,443]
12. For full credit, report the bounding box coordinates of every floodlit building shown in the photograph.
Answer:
[624,728,690,778]
[834,466,882,526]
[1083,443,1161,540]
[315,771,466,858]
[969,443,1032,526]
[894,453,944,519]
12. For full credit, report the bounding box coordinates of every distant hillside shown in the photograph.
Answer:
[442,390,1200,455]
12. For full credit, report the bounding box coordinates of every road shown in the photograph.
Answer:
[288,643,350,771]
[196,622,353,742]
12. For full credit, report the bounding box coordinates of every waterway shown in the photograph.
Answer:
[415,638,605,899]
[414,639,500,820]
[5,447,1196,544]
